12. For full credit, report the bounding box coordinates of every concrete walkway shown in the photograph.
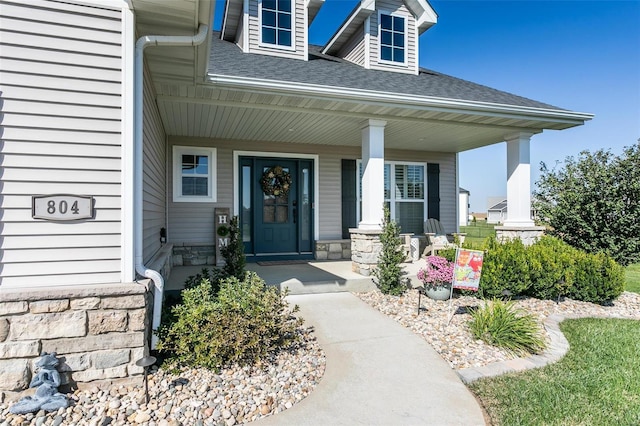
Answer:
[253,292,486,426]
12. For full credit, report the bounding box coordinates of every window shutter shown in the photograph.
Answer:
[427,163,440,220]
[341,159,357,239]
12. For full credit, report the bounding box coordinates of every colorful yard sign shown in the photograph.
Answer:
[452,249,484,291]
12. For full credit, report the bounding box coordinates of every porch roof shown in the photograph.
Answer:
[151,33,593,153]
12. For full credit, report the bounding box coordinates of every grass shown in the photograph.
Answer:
[470,318,640,425]
[460,221,496,245]
[626,263,640,294]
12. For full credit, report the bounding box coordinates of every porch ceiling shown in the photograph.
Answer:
[154,82,589,153]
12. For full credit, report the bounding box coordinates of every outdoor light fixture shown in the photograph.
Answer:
[160,228,167,244]
[135,355,157,403]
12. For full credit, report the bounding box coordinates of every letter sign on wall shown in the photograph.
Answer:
[215,207,231,266]
[32,195,94,221]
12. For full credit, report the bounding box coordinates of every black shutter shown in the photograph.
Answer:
[427,163,440,220]
[341,159,357,239]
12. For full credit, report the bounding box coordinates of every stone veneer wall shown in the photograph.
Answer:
[350,229,383,276]
[172,245,215,266]
[495,226,546,246]
[0,283,150,394]
[314,240,351,260]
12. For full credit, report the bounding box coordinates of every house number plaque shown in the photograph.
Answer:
[32,194,94,221]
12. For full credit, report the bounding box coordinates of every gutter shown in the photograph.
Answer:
[207,74,594,124]
[134,24,209,347]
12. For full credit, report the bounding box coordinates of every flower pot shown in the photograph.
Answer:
[425,284,451,301]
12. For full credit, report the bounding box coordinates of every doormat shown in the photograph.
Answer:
[256,260,310,266]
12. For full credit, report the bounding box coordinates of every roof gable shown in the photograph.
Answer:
[322,0,437,56]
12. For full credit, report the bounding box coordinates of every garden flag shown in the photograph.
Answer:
[452,249,483,291]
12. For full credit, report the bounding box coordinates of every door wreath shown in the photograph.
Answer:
[260,166,292,196]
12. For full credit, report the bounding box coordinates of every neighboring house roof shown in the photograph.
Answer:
[209,34,561,111]
[459,187,470,194]
[488,200,508,212]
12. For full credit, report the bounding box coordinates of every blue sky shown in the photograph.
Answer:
[215,1,640,212]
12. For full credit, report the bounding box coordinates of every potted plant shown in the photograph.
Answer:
[417,255,454,300]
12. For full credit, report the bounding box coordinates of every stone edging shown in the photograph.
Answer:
[456,314,622,384]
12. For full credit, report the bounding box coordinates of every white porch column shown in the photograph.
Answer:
[504,132,535,227]
[359,119,387,230]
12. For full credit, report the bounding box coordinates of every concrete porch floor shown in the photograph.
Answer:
[165,259,426,295]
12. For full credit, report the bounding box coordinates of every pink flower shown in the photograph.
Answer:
[417,256,454,288]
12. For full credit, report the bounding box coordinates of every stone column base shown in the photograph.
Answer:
[350,228,383,276]
[495,226,545,246]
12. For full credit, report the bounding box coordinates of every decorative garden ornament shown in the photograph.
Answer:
[9,352,69,414]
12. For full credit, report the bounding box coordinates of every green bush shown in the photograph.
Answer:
[568,251,625,303]
[468,236,625,304]
[373,205,408,296]
[157,272,302,370]
[478,237,530,298]
[526,236,575,300]
[469,299,546,356]
[220,216,246,280]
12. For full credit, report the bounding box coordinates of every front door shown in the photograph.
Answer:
[239,157,313,260]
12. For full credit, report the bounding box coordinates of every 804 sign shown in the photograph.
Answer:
[33,195,94,221]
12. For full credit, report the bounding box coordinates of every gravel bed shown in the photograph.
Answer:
[0,327,325,426]
[356,289,640,369]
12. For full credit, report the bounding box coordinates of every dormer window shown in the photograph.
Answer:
[261,0,293,48]
[379,13,405,64]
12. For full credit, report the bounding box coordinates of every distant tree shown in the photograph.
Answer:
[533,143,640,266]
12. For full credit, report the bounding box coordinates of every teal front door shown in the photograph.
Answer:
[239,157,314,260]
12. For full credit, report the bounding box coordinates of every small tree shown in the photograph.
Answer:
[221,216,246,279]
[373,205,407,296]
[534,143,640,266]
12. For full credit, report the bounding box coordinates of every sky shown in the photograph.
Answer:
[215,1,640,212]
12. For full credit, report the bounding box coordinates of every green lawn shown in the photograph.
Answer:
[626,263,640,294]
[460,221,496,246]
[470,318,640,425]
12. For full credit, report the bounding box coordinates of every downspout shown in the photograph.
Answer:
[134,24,209,347]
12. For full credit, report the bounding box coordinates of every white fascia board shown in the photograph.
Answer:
[206,74,595,125]
[306,0,325,26]
[322,0,375,55]
[404,0,438,33]
[221,0,243,41]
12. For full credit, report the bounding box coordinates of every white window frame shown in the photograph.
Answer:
[357,160,426,226]
[259,0,296,51]
[172,146,217,203]
[378,10,408,67]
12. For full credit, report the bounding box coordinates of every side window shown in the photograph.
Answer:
[380,13,405,64]
[261,0,293,47]
[173,146,217,202]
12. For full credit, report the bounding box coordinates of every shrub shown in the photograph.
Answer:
[471,235,625,304]
[478,237,530,298]
[373,205,408,296]
[526,236,575,300]
[568,251,625,303]
[221,216,246,280]
[469,299,546,356]
[534,143,640,266]
[157,272,302,370]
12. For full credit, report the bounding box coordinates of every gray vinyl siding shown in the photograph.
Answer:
[167,137,457,243]
[142,64,167,264]
[0,0,123,288]
[368,0,418,75]
[339,24,366,66]
[246,0,306,60]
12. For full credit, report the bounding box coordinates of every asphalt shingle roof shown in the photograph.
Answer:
[209,33,562,111]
